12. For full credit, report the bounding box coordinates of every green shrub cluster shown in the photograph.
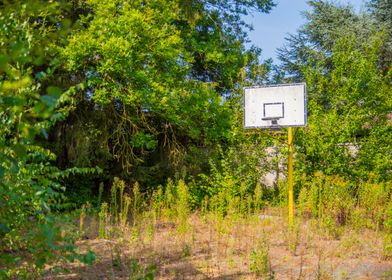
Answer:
[0,2,98,276]
[297,173,391,238]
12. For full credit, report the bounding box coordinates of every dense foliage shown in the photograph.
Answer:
[0,0,273,276]
[0,1,96,276]
[276,0,391,237]
[278,1,392,182]
[0,0,391,276]
[47,0,274,197]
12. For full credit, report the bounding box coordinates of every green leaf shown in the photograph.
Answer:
[46,86,62,98]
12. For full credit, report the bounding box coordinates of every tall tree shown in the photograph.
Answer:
[276,0,392,183]
[367,0,392,71]
[277,0,374,81]
[53,0,274,190]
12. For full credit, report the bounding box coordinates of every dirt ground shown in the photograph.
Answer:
[43,211,392,279]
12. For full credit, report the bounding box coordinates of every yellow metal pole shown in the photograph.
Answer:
[288,127,294,225]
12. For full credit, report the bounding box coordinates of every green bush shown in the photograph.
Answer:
[355,180,391,230]
[249,241,273,278]
[0,2,98,275]
[298,173,356,238]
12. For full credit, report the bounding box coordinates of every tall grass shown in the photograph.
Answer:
[73,174,391,279]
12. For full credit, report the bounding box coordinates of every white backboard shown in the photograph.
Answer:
[244,83,307,128]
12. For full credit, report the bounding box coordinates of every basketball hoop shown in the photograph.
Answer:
[243,83,307,226]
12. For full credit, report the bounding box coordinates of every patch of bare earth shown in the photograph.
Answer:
[43,211,392,279]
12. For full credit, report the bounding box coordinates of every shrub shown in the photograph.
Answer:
[250,241,273,278]
[355,180,391,230]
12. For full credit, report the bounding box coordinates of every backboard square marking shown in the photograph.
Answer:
[263,102,284,120]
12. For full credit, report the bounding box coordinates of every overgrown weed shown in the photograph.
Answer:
[60,176,392,279]
[249,239,274,279]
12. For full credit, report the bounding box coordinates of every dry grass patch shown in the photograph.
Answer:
[42,210,392,280]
